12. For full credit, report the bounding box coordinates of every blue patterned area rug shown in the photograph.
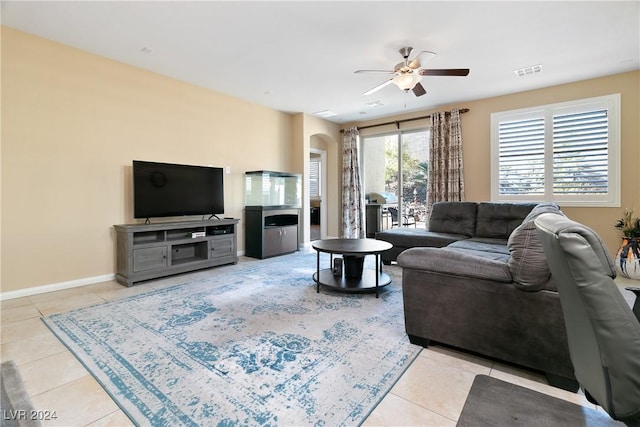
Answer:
[42,251,420,426]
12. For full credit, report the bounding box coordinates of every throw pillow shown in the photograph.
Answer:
[508,203,564,291]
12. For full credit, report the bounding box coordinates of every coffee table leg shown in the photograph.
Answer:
[375,253,380,298]
[316,250,320,293]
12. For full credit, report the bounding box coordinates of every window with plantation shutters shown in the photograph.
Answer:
[310,158,321,198]
[491,94,620,207]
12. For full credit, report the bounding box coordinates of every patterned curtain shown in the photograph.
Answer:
[341,127,365,238]
[427,109,465,213]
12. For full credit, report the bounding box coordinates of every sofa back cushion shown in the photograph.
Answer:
[428,202,478,237]
[475,203,537,239]
[508,203,564,291]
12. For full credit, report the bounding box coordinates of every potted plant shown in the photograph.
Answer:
[614,209,640,280]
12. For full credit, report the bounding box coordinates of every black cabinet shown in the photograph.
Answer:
[245,207,300,259]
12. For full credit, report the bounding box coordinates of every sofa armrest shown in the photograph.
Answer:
[397,247,513,282]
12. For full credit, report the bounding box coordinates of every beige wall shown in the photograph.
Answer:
[346,71,640,256]
[1,28,305,293]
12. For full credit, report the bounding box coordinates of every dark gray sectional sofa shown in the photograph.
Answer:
[376,201,536,264]
[376,201,578,391]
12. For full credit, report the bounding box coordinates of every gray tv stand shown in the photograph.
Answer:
[114,218,239,287]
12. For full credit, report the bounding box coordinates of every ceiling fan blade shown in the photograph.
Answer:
[354,69,395,74]
[363,79,393,95]
[419,68,470,76]
[408,50,436,69]
[412,82,427,97]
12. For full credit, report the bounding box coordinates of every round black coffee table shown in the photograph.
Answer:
[312,238,393,298]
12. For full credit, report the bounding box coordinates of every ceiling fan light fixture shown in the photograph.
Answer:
[392,74,422,91]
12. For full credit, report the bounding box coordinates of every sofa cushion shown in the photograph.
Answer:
[508,203,564,291]
[475,203,537,239]
[446,246,511,263]
[376,228,466,248]
[465,237,509,246]
[428,202,478,237]
[448,239,511,255]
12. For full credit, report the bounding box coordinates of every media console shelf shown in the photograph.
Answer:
[114,218,239,287]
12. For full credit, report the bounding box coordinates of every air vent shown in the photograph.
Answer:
[515,64,542,77]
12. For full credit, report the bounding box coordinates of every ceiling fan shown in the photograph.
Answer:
[355,47,470,97]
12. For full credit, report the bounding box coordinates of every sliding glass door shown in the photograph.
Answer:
[400,130,429,226]
[362,129,429,228]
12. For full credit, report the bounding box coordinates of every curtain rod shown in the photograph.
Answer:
[341,108,469,133]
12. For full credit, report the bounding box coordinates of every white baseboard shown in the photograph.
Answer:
[0,273,116,301]
[1,250,247,301]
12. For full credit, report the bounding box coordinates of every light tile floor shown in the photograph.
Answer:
[2,255,633,426]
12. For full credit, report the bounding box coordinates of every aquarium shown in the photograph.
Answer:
[244,170,302,207]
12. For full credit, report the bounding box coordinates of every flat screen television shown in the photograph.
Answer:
[133,160,224,219]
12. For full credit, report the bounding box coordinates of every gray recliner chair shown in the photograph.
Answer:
[535,213,640,426]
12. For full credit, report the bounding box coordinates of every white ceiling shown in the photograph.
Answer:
[2,1,639,124]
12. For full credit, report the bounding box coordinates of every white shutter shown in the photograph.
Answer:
[310,159,320,198]
[498,116,545,195]
[552,109,608,195]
